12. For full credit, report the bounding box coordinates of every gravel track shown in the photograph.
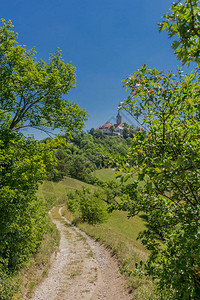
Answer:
[32,207,132,300]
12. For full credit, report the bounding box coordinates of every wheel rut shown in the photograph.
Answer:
[32,206,132,300]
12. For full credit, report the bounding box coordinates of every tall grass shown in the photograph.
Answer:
[0,216,59,300]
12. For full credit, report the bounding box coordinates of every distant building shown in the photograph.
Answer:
[116,111,122,125]
[97,112,124,136]
[96,121,113,135]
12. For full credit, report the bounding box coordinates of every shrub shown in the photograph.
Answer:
[66,188,108,225]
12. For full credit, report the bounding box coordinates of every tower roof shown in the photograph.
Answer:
[116,111,122,125]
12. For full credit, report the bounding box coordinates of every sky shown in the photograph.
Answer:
[1,0,192,139]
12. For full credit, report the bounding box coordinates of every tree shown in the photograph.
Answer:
[116,65,200,299]
[67,188,108,225]
[109,125,116,135]
[158,0,200,66]
[122,122,129,139]
[0,19,88,134]
[114,1,200,296]
[0,130,57,269]
[88,128,96,135]
[0,19,88,272]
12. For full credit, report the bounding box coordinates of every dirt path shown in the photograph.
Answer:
[32,207,132,300]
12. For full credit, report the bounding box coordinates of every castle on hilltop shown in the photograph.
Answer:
[96,112,124,136]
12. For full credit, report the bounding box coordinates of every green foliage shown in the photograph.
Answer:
[158,0,200,66]
[117,65,200,298]
[0,19,88,133]
[109,124,116,134]
[67,188,108,225]
[122,123,137,139]
[0,130,56,270]
[0,264,19,300]
[0,17,87,288]
[50,131,130,181]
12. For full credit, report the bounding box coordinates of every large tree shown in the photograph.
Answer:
[0,19,87,134]
[114,1,200,299]
[0,19,87,271]
[117,66,200,299]
[158,0,200,66]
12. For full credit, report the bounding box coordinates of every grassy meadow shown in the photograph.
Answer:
[93,168,118,182]
[93,168,138,184]
[38,171,157,299]
[38,177,97,205]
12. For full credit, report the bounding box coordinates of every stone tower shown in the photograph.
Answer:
[116,111,122,125]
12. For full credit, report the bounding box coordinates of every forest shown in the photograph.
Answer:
[0,0,200,299]
[48,128,135,182]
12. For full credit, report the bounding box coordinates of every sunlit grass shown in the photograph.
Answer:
[93,168,118,181]
[11,216,60,299]
[38,177,97,205]
[51,173,157,299]
[93,167,138,184]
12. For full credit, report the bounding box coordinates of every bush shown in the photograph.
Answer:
[66,188,108,225]
[0,262,19,300]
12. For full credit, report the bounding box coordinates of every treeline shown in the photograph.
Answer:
[48,129,134,182]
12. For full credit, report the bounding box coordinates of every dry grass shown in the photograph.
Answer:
[55,174,158,300]
[13,216,60,299]
[61,207,157,299]
[37,175,158,299]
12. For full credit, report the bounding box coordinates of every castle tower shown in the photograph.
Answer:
[116,111,122,125]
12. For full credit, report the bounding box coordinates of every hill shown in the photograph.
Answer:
[39,172,156,299]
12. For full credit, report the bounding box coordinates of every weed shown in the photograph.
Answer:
[69,269,82,279]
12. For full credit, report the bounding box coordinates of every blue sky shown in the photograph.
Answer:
[1,0,190,139]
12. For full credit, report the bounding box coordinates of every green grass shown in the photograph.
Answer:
[93,168,118,182]
[38,177,97,205]
[78,211,148,259]
[3,216,60,300]
[93,168,138,184]
[43,174,156,299]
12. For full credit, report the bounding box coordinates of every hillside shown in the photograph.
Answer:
[39,173,156,299]
[48,131,132,182]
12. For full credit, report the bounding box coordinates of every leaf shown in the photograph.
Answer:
[195,12,200,23]
[172,41,180,50]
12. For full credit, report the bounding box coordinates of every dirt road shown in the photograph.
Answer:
[32,207,132,300]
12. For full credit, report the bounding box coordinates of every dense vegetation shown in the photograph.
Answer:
[113,1,200,299]
[0,19,87,298]
[1,1,200,299]
[67,187,108,224]
[49,130,132,182]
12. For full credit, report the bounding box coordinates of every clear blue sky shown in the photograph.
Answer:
[1,0,191,139]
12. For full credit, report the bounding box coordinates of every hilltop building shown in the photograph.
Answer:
[97,112,124,136]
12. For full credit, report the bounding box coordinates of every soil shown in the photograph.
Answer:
[32,207,132,300]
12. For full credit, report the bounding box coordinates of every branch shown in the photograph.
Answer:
[10,93,26,128]
[13,124,32,130]
[152,179,182,209]
[171,179,196,207]
[31,126,57,139]
[9,93,47,130]
[189,0,200,38]
[185,178,199,204]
